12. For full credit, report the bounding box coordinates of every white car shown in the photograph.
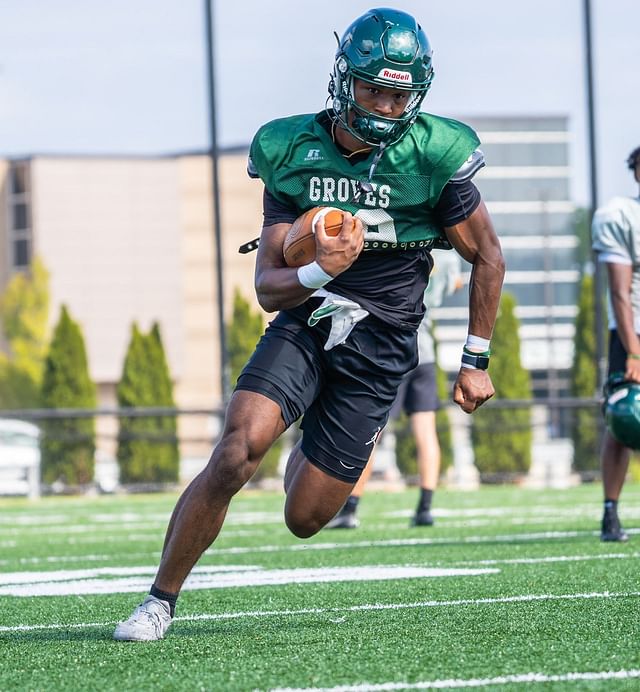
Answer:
[0,419,41,499]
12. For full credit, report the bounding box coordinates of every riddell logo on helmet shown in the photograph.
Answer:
[378,68,412,83]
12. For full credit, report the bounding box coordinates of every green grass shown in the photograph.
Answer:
[1,483,640,691]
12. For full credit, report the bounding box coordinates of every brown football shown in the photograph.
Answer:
[283,207,344,267]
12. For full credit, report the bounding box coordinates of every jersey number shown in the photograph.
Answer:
[355,209,397,243]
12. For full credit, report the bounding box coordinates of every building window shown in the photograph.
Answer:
[10,165,28,195]
[13,203,28,231]
[7,162,32,271]
[13,238,30,268]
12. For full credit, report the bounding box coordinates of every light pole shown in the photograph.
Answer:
[204,0,230,403]
[583,0,606,388]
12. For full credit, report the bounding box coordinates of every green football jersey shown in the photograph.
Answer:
[249,111,480,249]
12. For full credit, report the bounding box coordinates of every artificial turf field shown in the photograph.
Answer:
[1,483,639,691]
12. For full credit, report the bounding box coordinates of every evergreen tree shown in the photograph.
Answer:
[573,207,593,269]
[40,305,96,486]
[226,289,280,480]
[471,292,533,478]
[570,273,602,472]
[149,322,179,475]
[116,323,179,483]
[228,289,264,386]
[0,257,50,408]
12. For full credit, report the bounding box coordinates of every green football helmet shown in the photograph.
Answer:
[328,8,434,147]
[603,373,640,450]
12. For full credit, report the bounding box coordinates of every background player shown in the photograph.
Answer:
[592,144,640,541]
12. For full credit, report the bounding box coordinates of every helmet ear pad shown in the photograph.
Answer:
[604,375,640,450]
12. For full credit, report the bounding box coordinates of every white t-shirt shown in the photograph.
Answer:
[592,195,640,330]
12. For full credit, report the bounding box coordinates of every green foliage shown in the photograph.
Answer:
[573,207,593,269]
[226,289,280,479]
[471,292,533,477]
[40,305,96,486]
[570,273,603,472]
[116,323,179,484]
[0,257,50,408]
[394,411,416,478]
[227,289,264,387]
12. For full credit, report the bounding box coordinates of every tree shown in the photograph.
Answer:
[116,323,179,484]
[227,289,264,387]
[40,305,96,486]
[570,273,603,473]
[471,292,533,478]
[0,257,50,408]
[226,289,281,480]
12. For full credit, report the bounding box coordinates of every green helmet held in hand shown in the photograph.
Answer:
[328,7,435,147]
[603,373,640,450]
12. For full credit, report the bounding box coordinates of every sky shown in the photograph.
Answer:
[0,0,638,206]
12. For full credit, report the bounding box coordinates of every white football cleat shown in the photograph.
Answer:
[113,595,172,642]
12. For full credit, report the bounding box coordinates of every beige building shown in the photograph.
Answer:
[0,152,264,470]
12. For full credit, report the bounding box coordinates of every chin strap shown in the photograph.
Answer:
[351,142,388,204]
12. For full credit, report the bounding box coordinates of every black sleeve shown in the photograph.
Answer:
[262,188,298,226]
[433,179,481,227]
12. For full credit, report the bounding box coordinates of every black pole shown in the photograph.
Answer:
[583,0,606,389]
[204,0,229,403]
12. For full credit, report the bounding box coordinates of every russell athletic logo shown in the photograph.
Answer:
[378,68,412,84]
[304,149,324,162]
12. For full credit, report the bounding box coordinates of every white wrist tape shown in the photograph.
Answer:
[465,334,491,353]
[297,261,333,289]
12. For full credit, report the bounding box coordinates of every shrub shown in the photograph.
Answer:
[116,323,179,484]
[471,292,533,478]
[570,273,602,473]
[40,305,96,486]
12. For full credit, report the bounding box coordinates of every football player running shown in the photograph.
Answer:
[114,8,505,641]
[592,144,640,542]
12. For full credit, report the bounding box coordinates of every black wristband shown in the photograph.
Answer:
[461,352,490,370]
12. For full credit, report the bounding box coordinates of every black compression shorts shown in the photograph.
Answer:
[235,301,418,482]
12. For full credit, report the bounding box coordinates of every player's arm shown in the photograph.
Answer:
[445,201,505,341]
[606,261,640,381]
[254,222,318,312]
[254,193,364,313]
[444,202,506,412]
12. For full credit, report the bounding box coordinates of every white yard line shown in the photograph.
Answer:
[189,529,632,555]
[3,503,639,531]
[2,547,639,570]
[1,589,638,633]
[453,551,640,567]
[0,565,499,597]
[269,668,640,691]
